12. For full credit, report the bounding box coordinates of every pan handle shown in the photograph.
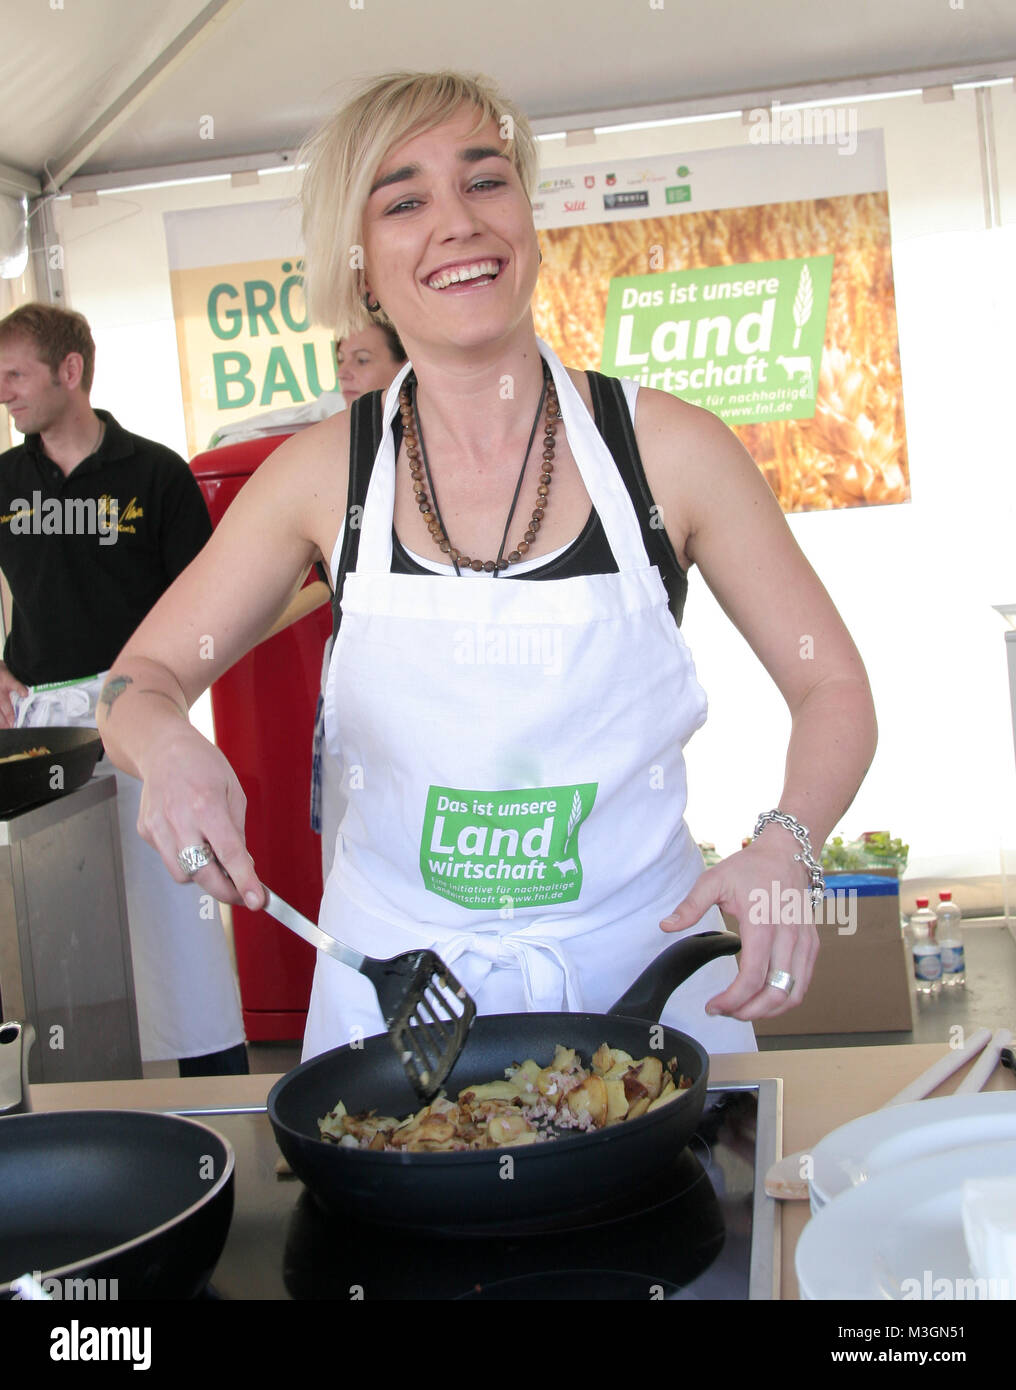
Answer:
[606,931,741,1022]
[0,1021,34,1115]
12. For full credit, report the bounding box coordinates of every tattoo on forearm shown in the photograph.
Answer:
[99,675,133,715]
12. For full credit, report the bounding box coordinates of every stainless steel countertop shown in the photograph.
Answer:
[0,771,117,846]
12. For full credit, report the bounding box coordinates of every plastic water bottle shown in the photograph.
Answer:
[935,892,965,987]
[909,897,942,996]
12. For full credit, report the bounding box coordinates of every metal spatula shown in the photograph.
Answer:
[263,889,476,1101]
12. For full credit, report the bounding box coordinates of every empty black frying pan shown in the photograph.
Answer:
[0,727,103,817]
[0,1024,234,1300]
[269,929,741,1233]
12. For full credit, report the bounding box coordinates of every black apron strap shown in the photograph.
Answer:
[585,371,687,625]
[331,390,384,643]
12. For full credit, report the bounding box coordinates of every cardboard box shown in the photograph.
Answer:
[754,873,914,1036]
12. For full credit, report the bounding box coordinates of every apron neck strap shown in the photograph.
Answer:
[355,343,653,575]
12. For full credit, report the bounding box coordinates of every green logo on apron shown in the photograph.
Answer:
[420,783,598,911]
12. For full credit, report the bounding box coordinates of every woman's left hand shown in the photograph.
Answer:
[661,837,819,1020]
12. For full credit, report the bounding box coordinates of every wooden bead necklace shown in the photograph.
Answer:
[398,363,559,576]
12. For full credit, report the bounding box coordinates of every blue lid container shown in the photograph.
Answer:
[824,872,899,897]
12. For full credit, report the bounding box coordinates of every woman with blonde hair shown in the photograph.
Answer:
[97,70,876,1058]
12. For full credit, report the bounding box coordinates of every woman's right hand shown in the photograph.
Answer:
[136,723,266,909]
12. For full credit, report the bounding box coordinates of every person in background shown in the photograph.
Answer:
[334,322,407,406]
[208,322,407,454]
[96,71,877,1060]
[0,302,248,1076]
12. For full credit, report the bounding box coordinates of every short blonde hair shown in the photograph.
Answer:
[300,71,539,336]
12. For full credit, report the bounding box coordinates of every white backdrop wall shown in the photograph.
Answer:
[46,87,1016,878]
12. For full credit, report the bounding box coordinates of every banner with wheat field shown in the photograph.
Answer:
[532,131,908,512]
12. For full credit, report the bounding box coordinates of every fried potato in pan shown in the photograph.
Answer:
[318,1043,692,1153]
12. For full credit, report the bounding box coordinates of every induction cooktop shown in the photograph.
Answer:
[176,1080,781,1300]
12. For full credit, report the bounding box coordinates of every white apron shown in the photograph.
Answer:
[303,340,755,1059]
[14,675,245,1062]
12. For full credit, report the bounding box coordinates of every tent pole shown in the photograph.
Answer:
[43,0,249,193]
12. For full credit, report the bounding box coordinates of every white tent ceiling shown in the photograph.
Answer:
[2,0,1015,194]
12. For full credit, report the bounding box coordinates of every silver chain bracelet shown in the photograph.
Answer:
[752,810,826,911]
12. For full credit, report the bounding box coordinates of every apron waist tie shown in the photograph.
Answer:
[15,685,94,728]
[434,931,580,1013]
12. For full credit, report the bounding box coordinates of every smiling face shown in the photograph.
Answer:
[335,325,404,403]
[0,336,73,436]
[361,109,541,360]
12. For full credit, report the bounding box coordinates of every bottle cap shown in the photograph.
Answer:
[915,897,929,908]
[939,891,952,902]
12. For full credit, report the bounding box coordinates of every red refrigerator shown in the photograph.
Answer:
[190,435,332,1041]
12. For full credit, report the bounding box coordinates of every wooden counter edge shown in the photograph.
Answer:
[715,1042,1015,1301]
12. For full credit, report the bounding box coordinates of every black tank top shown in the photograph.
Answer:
[332,370,687,641]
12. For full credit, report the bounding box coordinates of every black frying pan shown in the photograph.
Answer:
[0,1025,234,1300]
[269,929,740,1233]
[0,727,103,817]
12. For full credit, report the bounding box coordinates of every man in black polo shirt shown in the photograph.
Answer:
[0,302,247,1076]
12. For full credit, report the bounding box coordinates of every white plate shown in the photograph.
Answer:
[797,1139,1016,1300]
[809,1092,1016,1211]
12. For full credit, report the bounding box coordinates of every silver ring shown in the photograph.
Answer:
[766,969,795,994]
[177,842,214,876]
